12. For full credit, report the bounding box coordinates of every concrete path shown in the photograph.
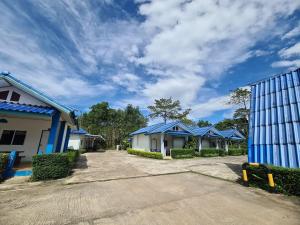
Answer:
[0,151,299,225]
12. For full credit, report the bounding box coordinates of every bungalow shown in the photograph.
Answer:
[68,128,104,150]
[130,121,245,157]
[0,71,77,161]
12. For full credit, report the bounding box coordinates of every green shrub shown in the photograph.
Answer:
[127,149,163,159]
[32,154,70,181]
[0,153,9,181]
[247,165,300,196]
[228,148,244,156]
[200,149,225,157]
[66,150,80,168]
[171,148,194,159]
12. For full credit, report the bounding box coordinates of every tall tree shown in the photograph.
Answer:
[228,87,251,137]
[197,120,212,127]
[148,97,191,123]
[80,102,147,148]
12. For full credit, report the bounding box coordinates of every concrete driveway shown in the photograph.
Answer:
[0,151,299,225]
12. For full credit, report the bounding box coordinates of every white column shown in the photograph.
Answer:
[216,139,219,149]
[225,140,229,152]
[238,143,241,149]
[198,137,202,152]
[149,135,152,151]
[160,133,165,156]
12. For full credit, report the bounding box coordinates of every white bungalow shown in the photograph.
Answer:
[130,121,245,157]
[0,71,76,161]
[68,128,104,150]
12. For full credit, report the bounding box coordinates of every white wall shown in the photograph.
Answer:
[132,134,150,151]
[0,85,48,106]
[68,134,83,150]
[0,115,52,161]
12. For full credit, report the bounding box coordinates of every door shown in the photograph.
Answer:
[151,139,157,151]
[37,130,49,154]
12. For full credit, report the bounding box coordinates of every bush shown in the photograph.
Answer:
[247,165,300,196]
[66,150,80,168]
[32,154,70,181]
[228,148,244,156]
[127,149,163,159]
[200,149,225,157]
[171,148,194,159]
[0,153,9,181]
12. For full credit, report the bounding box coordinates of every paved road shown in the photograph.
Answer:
[0,151,299,225]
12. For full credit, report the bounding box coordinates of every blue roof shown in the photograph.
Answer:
[130,122,245,140]
[219,129,245,139]
[0,101,56,115]
[71,128,88,135]
[130,123,165,135]
[130,121,195,136]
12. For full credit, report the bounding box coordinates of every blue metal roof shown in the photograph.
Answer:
[71,128,88,135]
[0,101,56,115]
[219,129,245,139]
[130,123,165,135]
[248,68,300,168]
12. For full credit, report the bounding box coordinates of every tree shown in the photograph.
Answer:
[228,88,251,110]
[80,102,147,149]
[148,97,191,123]
[227,87,251,138]
[214,119,237,131]
[197,120,212,127]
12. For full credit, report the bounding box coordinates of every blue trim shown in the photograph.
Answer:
[46,112,61,154]
[56,121,66,152]
[63,127,71,152]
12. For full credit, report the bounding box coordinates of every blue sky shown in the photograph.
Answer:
[0,0,300,124]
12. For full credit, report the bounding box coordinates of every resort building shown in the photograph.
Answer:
[68,128,104,150]
[130,121,245,157]
[0,71,77,161]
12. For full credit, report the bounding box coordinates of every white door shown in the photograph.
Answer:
[173,138,184,148]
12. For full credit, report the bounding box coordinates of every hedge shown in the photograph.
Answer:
[127,149,163,159]
[228,148,244,156]
[200,149,226,157]
[32,154,70,181]
[247,165,300,196]
[0,153,9,181]
[171,149,194,159]
[66,150,80,168]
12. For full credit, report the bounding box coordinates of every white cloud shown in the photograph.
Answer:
[190,95,232,119]
[112,73,141,92]
[282,24,300,40]
[279,42,300,58]
[271,60,300,68]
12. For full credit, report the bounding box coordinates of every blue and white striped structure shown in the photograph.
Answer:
[248,68,300,168]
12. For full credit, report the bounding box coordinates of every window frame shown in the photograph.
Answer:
[10,91,21,102]
[0,90,9,101]
[0,130,27,145]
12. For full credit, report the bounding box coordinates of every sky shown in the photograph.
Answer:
[0,0,300,124]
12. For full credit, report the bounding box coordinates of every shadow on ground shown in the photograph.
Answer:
[224,163,242,177]
[75,155,88,169]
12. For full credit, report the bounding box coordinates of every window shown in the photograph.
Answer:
[10,91,20,102]
[0,130,26,145]
[172,126,179,131]
[0,90,9,100]
[0,130,14,145]
[12,131,26,145]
